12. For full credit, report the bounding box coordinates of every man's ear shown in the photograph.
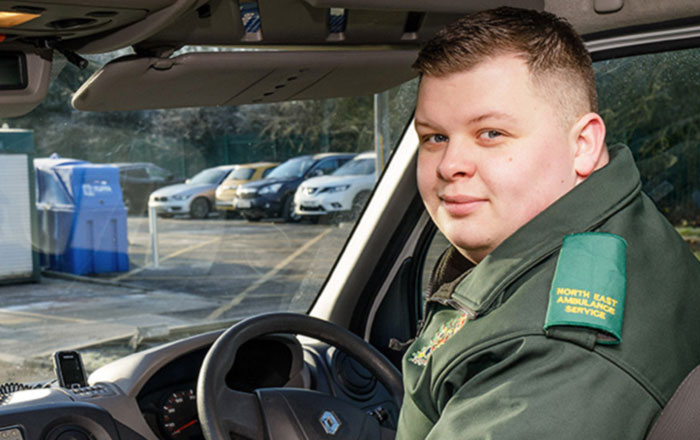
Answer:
[571,112,607,184]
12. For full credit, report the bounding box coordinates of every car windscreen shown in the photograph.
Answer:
[332,158,376,176]
[0,50,418,383]
[229,167,255,180]
[267,157,314,179]
[189,168,230,185]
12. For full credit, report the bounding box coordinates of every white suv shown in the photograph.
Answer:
[294,152,377,221]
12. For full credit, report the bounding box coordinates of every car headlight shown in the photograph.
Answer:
[322,185,350,193]
[171,194,192,201]
[237,187,257,196]
[259,183,283,195]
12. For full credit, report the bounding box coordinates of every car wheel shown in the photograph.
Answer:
[190,197,210,219]
[282,196,301,223]
[350,191,370,220]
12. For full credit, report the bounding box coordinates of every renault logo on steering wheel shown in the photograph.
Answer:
[319,410,341,435]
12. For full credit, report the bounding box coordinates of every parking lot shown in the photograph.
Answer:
[118,215,353,317]
[0,215,355,381]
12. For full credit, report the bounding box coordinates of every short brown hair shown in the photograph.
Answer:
[414,7,597,120]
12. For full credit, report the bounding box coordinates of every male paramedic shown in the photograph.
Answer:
[397,6,700,439]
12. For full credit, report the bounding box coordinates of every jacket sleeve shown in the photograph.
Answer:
[423,336,660,440]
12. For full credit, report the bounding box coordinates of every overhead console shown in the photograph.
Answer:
[136,0,546,50]
[0,0,545,54]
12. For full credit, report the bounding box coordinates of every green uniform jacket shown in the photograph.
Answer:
[397,145,700,439]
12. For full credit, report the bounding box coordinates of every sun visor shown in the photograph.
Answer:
[72,49,419,112]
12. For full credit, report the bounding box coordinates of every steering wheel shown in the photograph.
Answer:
[196,312,403,440]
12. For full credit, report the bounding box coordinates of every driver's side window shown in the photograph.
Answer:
[595,47,700,259]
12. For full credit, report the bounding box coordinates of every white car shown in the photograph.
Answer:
[149,165,237,219]
[295,152,377,220]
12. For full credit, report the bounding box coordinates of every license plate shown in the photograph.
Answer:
[236,199,252,209]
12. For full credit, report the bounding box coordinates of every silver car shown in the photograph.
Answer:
[149,165,237,219]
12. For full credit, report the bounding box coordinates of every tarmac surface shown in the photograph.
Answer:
[0,215,354,382]
[0,275,220,364]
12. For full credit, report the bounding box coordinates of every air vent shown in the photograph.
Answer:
[331,349,376,399]
[46,425,93,440]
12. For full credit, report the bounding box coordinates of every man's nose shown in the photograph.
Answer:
[437,141,477,181]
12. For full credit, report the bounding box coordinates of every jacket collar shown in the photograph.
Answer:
[451,144,642,315]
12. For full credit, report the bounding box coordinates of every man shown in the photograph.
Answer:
[397,7,700,439]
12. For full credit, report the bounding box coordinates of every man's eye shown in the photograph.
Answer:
[479,130,502,140]
[426,134,448,144]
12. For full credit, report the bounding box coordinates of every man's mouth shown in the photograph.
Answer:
[439,194,487,216]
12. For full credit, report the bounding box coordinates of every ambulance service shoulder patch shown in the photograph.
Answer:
[410,313,467,367]
[544,232,627,344]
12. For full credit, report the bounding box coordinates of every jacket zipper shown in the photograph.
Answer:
[426,296,479,320]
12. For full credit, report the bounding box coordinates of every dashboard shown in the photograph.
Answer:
[136,336,305,440]
[0,330,398,440]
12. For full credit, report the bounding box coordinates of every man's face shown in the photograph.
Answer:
[415,54,579,263]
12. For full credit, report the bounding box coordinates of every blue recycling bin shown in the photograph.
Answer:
[35,157,129,275]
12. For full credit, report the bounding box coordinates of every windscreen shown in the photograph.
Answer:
[229,167,255,180]
[0,51,418,383]
[333,157,376,176]
[267,157,315,179]
[188,167,230,185]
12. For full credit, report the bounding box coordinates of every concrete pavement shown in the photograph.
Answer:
[0,217,352,383]
[0,274,222,364]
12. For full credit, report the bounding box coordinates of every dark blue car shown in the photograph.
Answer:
[235,153,355,222]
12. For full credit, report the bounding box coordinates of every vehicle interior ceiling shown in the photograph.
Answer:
[1,0,699,343]
[2,0,698,115]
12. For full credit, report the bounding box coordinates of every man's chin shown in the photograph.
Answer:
[445,236,494,264]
